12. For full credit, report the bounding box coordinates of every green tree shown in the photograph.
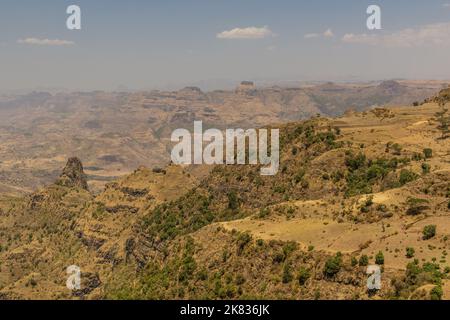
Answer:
[435,108,449,140]
[406,247,415,259]
[430,285,443,300]
[298,267,311,286]
[227,191,239,210]
[359,255,369,267]
[421,163,431,174]
[375,251,385,265]
[324,252,342,277]
[423,225,437,240]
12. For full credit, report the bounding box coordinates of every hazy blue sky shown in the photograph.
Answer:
[1,0,450,91]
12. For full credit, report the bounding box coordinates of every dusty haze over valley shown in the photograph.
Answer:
[0,80,446,194]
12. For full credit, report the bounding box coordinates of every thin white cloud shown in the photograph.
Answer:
[304,33,319,39]
[217,26,275,39]
[323,29,334,38]
[342,22,450,47]
[304,29,334,39]
[17,38,75,46]
[443,3,450,7]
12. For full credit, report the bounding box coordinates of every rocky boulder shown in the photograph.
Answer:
[56,157,89,190]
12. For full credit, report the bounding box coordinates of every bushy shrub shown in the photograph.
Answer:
[375,251,384,266]
[324,252,342,277]
[423,225,437,240]
[282,242,297,258]
[406,247,415,259]
[227,191,239,210]
[258,208,270,219]
[359,255,369,267]
[282,263,293,284]
[294,168,306,184]
[360,196,374,213]
[421,163,431,174]
[392,143,402,155]
[273,252,285,264]
[423,148,433,159]
[399,169,418,185]
[236,232,252,255]
[298,267,311,286]
[345,152,366,172]
[375,251,385,265]
[430,285,443,300]
[412,152,423,161]
[235,274,246,286]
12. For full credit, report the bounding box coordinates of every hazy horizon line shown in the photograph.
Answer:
[2,77,450,96]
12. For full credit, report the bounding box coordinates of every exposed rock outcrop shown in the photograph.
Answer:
[425,87,450,105]
[56,157,89,190]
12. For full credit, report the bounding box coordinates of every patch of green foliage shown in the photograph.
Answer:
[298,267,311,286]
[344,152,403,197]
[375,251,385,265]
[323,252,343,277]
[423,225,437,240]
[359,255,369,267]
[391,259,445,299]
[406,247,415,259]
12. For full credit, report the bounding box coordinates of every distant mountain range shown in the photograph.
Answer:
[0,80,447,194]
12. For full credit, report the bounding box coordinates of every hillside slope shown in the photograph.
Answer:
[0,95,449,300]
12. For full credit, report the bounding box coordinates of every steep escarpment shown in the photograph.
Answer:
[1,99,449,300]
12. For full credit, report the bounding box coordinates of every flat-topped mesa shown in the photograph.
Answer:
[180,86,203,94]
[236,81,257,95]
[56,157,89,190]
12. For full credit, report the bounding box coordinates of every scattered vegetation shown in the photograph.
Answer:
[391,260,445,300]
[435,108,449,140]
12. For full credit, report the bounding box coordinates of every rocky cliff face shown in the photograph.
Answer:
[56,157,89,190]
[423,87,450,105]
